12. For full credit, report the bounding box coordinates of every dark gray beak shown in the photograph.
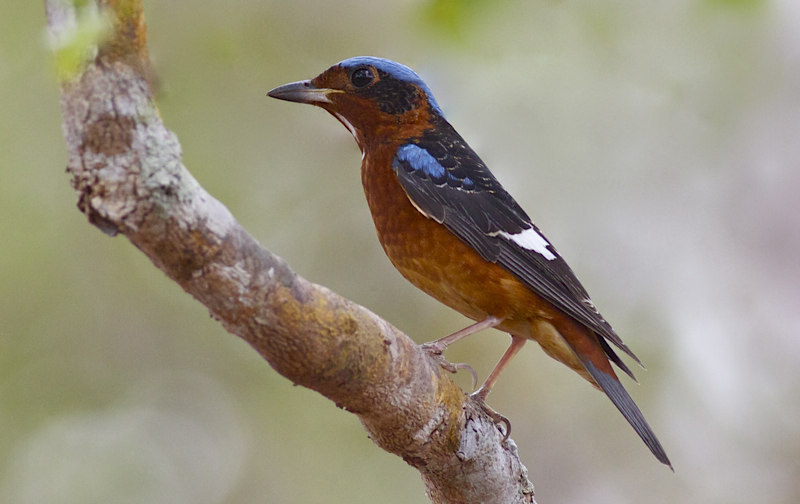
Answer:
[267,79,339,105]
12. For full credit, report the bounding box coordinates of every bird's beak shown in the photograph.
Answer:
[267,79,340,105]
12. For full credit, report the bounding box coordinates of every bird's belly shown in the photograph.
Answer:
[383,224,547,323]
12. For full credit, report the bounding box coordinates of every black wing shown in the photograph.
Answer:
[391,118,641,370]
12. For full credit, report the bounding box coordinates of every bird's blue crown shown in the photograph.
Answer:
[336,56,444,116]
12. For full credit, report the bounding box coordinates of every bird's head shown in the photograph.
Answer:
[268,56,443,150]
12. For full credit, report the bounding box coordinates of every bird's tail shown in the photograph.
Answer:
[556,318,673,469]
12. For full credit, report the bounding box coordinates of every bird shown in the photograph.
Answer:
[267,56,671,468]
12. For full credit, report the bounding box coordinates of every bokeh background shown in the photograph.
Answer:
[3,0,799,503]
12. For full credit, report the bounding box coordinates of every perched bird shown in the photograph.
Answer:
[268,56,671,468]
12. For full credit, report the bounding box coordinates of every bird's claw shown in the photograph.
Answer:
[470,390,512,442]
[422,344,479,390]
[452,362,479,390]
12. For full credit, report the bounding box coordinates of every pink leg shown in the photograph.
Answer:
[422,316,503,390]
[423,316,503,354]
[470,336,527,441]
[472,336,527,401]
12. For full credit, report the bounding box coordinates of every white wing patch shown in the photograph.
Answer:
[495,227,556,260]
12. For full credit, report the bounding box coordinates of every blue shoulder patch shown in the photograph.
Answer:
[393,143,478,190]
[394,144,445,182]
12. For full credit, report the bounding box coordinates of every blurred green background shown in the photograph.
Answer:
[3,0,799,503]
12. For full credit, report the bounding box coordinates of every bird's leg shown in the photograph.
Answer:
[470,336,527,441]
[422,316,503,389]
[471,335,527,400]
[422,315,503,355]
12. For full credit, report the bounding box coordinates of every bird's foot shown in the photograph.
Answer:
[470,389,511,442]
[421,340,446,356]
[422,343,479,390]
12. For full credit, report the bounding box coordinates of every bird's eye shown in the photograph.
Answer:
[350,67,375,88]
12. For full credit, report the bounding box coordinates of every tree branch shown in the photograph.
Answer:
[45,1,535,502]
